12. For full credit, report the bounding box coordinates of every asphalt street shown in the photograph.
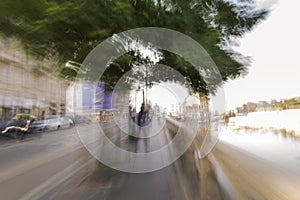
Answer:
[0,120,214,200]
[1,118,299,200]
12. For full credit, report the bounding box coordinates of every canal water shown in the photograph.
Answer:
[220,123,300,175]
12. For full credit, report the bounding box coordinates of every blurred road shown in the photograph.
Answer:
[0,127,91,200]
[0,121,209,200]
[1,119,300,200]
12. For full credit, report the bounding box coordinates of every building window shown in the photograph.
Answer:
[2,107,13,120]
[49,102,57,115]
[60,104,65,116]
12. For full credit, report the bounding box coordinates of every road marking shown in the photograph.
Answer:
[21,158,94,200]
[0,141,84,183]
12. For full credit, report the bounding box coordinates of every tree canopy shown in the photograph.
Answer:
[0,0,268,95]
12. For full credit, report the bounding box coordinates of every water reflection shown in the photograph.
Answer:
[221,125,300,175]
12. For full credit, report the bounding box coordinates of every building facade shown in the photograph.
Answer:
[0,36,68,120]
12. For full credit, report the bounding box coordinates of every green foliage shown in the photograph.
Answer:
[0,0,268,95]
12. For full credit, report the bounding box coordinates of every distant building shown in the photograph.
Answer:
[233,97,300,115]
[236,106,244,114]
[0,36,68,120]
[256,101,272,111]
[247,102,257,112]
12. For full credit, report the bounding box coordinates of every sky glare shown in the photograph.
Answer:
[224,0,300,110]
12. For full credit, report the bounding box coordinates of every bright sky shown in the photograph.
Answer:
[130,84,179,112]
[224,0,300,110]
[130,83,190,113]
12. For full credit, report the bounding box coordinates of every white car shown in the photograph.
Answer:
[44,117,74,131]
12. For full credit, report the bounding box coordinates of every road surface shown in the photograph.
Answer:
[0,120,210,200]
[0,119,300,199]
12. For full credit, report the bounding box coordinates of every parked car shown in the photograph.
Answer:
[44,116,74,131]
[29,120,46,133]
